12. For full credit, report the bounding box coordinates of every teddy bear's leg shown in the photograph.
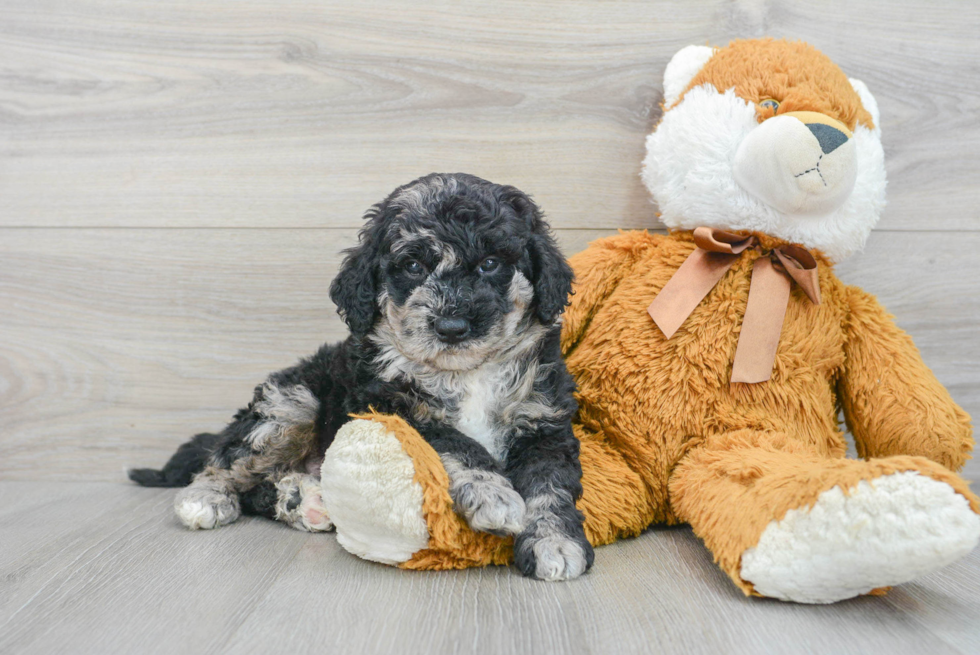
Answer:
[574,424,666,545]
[320,413,512,570]
[669,429,980,604]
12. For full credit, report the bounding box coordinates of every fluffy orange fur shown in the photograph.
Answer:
[351,230,975,594]
[338,40,975,595]
[676,38,874,130]
[351,412,513,570]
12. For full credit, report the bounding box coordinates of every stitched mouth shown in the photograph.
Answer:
[794,154,827,187]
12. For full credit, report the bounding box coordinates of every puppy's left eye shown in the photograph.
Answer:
[478,257,500,273]
[404,260,426,276]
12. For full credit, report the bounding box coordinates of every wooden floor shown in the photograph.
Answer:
[1,482,978,655]
[2,1,980,653]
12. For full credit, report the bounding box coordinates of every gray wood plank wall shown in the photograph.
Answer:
[2,0,979,487]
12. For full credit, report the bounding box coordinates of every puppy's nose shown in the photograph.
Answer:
[807,122,848,154]
[433,317,471,343]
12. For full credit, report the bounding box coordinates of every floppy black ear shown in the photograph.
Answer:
[329,212,382,337]
[503,189,574,324]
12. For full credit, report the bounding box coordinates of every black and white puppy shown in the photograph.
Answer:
[129,172,593,580]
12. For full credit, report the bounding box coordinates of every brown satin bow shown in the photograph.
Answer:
[647,227,821,384]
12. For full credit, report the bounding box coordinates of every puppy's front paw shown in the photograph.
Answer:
[455,479,526,535]
[515,520,594,581]
[444,460,525,535]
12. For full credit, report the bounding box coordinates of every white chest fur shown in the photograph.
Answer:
[375,343,547,463]
[452,366,508,460]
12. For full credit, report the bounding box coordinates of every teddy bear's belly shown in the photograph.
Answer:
[566,266,847,461]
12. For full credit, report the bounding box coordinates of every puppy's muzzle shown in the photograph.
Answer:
[732,111,857,217]
[433,316,471,344]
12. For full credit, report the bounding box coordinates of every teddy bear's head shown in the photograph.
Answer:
[641,39,886,262]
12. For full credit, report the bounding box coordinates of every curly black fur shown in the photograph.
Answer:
[129,172,591,578]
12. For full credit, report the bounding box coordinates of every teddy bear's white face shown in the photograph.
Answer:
[641,45,886,262]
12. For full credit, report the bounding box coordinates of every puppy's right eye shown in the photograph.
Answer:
[403,260,426,276]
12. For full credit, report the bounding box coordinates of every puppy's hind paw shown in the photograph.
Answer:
[276,473,334,532]
[174,484,241,530]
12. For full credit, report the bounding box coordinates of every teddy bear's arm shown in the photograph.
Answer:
[561,232,655,356]
[838,284,974,471]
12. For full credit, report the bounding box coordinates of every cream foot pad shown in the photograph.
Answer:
[740,471,980,603]
[321,419,430,565]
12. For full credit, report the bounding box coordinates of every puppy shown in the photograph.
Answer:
[129,173,594,580]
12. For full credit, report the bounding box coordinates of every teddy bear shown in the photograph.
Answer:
[318,38,980,603]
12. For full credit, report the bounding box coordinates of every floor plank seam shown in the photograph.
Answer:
[879,592,969,655]
[209,527,312,655]
[0,491,172,647]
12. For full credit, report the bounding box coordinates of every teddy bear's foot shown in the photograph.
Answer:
[740,471,980,603]
[321,413,517,571]
[320,419,430,565]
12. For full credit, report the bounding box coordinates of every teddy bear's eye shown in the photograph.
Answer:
[760,99,780,112]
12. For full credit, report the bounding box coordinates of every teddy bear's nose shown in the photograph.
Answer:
[807,123,849,155]
[732,110,857,217]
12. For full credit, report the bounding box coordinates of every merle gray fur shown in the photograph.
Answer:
[128,172,593,580]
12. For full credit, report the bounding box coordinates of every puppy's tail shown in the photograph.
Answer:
[128,432,221,487]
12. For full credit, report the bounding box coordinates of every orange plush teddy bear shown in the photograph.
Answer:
[320,38,980,603]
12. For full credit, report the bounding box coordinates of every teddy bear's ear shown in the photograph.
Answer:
[662,45,716,108]
[849,78,881,135]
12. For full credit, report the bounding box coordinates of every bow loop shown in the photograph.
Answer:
[772,245,821,305]
[692,226,756,254]
[647,228,821,384]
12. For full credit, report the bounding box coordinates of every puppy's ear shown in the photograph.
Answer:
[330,209,383,337]
[503,188,574,324]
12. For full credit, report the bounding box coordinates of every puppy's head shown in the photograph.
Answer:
[330,173,572,371]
